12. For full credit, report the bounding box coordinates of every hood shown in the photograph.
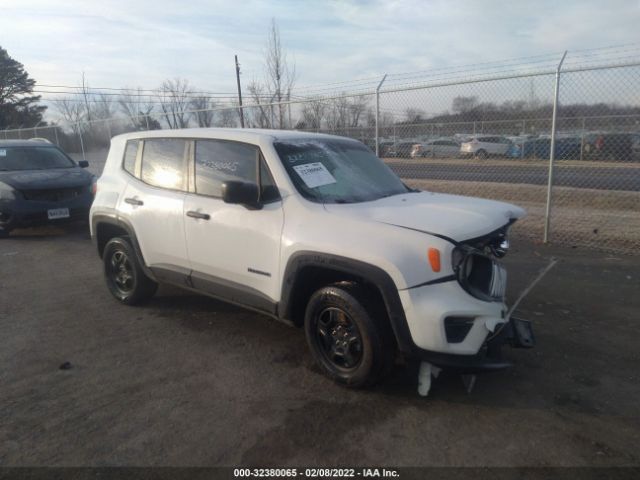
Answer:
[0,168,93,191]
[324,191,525,242]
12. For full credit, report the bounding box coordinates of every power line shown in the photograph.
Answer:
[289,43,640,95]
[32,90,250,99]
[35,84,238,95]
[32,43,640,102]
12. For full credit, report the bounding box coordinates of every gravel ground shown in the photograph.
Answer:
[0,225,638,467]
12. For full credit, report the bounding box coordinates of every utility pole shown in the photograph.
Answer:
[287,87,292,129]
[81,72,91,123]
[235,55,245,128]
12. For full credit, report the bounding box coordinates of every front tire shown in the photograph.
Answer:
[304,283,394,387]
[103,237,157,305]
[475,149,488,160]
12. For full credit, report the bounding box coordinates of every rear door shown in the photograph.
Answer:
[118,138,190,278]
[183,139,283,311]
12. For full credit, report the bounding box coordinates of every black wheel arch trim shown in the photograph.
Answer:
[91,213,157,281]
[281,251,520,371]
[280,251,416,354]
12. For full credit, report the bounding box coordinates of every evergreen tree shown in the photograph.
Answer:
[0,46,47,128]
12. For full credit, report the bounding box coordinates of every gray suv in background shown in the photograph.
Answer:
[0,139,96,237]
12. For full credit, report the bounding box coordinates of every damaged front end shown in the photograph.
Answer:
[415,223,554,396]
[423,223,538,373]
[452,223,536,368]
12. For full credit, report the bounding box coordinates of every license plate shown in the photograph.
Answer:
[47,208,70,220]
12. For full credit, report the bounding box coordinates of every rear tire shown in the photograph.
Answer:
[304,283,394,388]
[103,236,157,305]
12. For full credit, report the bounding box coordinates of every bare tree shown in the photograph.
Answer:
[190,96,215,127]
[300,97,326,129]
[247,81,271,128]
[326,97,350,130]
[250,19,296,129]
[347,96,369,127]
[90,93,114,120]
[451,96,479,115]
[218,106,237,128]
[118,87,156,130]
[86,93,115,142]
[405,108,424,123]
[81,72,92,122]
[157,78,193,129]
[54,97,86,134]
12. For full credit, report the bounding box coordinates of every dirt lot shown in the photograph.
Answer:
[0,225,639,467]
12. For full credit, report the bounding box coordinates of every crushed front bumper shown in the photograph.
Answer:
[414,317,535,373]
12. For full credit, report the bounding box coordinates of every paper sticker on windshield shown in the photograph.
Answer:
[0,149,6,157]
[292,162,336,188]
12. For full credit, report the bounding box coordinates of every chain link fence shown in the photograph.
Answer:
[3,53,639,254]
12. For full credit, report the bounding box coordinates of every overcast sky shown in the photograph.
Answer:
[2,0,640,94]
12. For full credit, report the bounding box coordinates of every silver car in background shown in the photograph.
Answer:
[460,135,512,159]
[410,138,461,158]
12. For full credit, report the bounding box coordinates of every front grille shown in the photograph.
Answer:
[21,186,86,202]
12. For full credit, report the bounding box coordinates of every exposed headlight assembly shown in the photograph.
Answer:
[489,230,510,258]
[452,246,505,301]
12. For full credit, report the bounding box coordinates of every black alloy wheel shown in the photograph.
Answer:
[107,248,136,297]
[103,236,157,305]
[315,307,364,370]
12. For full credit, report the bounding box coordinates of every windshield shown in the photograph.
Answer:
[0,146,76,171]
[274,138,408,203]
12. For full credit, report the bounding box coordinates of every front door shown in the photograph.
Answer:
[183,139,283,312]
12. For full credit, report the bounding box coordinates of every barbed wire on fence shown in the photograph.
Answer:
[2,51,639,254]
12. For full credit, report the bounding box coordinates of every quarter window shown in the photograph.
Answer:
[259,157,280,203]
[140,139,187,190]
[123,140,138,175]
[195,140,259,197]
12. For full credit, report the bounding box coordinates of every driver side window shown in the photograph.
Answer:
[194,140,258,198]
[194,140,280,203]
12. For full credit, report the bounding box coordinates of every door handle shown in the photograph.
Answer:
[124,197,144,206]
[186,210,210,220]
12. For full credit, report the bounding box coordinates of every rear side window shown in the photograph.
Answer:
[123,140,138,175]
[194,140,258,198]
[141,139,187,190]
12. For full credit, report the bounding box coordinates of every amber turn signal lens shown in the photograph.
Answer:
[428,248,441,272]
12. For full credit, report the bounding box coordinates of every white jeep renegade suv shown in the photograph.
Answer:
[90,129,534,388]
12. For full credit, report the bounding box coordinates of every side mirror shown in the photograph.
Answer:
[78,160,89,168]
[222,181,261,210]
